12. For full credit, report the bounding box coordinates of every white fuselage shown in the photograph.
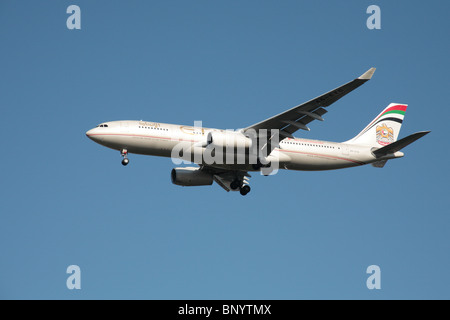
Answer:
[86,120,393,171]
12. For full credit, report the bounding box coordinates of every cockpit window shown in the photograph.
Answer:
[99,124,109,127]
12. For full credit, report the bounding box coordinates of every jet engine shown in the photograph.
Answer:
[171,167,214,186]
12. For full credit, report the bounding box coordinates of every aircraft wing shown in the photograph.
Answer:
[200,166,250,192]
[243,68,376,156]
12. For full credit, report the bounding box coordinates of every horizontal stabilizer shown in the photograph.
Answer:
[373,131,430,157]
[372,160,388,168]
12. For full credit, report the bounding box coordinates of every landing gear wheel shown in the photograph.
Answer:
[240,185,251,196]
[121,149,129,166]
[230,180,241,190]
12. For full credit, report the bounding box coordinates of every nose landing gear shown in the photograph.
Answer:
[121,149,129,166]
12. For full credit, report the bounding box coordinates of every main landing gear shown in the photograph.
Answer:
[230,179,251,196]
[121,149,129,166]
[240,185,251,196]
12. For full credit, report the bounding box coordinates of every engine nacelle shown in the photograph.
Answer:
[207,131,253,149]
[171,167,214,186]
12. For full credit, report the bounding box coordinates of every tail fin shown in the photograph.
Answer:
[346,103,407,147]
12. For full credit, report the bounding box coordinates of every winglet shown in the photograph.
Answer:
[358,67,376,80]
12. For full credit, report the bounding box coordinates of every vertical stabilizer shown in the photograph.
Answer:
[346,103,407,147]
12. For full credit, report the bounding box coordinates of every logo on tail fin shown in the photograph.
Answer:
[376,123,394,146]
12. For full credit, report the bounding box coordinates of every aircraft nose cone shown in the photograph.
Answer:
[86,128,102,142]
[86,129,95,139]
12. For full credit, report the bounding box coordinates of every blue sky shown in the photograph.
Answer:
[0,0,449,299]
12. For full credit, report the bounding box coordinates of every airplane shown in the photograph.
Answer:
[86,68,430,196]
